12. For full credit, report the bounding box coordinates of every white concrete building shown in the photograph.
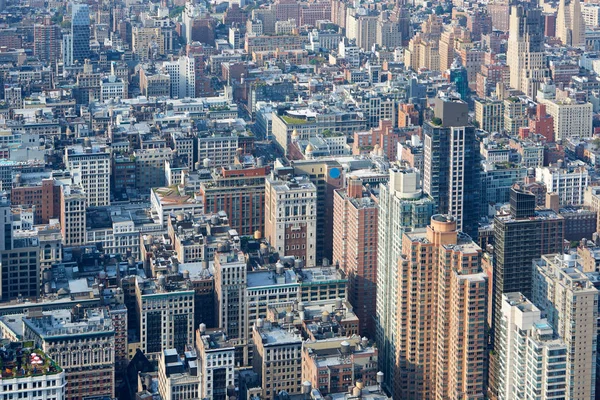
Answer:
[345,10,378,51]
[158,349,200,400]
[536,162,590,206]
[275,19,296,35]
[0,347,66,400]
[556,0,585,47]
[60,184,87,247]
[100,75,126,102]
[150,186,204,226]
[172,131,195,170]
[228,25,243,49]
[339,40,360,67]
[62,34,73,67]
[163,56,196,99]
[497,293,567,400]
[197,134,239,168]
[539,97,593,140]
[246,19,263,36]
[86,205,162,260]
[532,254,599,400]
[582,3,600,28]
[182,1,200,44]
[64,143,111,207]
[214,248,247,343]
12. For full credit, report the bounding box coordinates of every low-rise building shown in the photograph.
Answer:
[302,337,378,395]
[150,186,204,226]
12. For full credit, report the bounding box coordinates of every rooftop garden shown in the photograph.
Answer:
[282,115,310,125]
[0,344,62,378]
[320,129,342,138]
[153,185,183,197]
[496,161,519,169]
[208,105,231,112]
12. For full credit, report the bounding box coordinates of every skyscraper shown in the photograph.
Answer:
[556,0,585,48]
[135,276,196,360]
[507,5,548,99]
[395,215,487,399]
[375,167,436,395]
[532,254,599,400]
[423,94,480,239]
[265,173,317,266]
[492,188,564,329]
[332,177,378,337]
[0,195,40,301]
[289,160,344,265]
[34,18,61,64]
[214,246,247,337]
[64,143,111,207]
[71,3,90,63]
[496,293,568,400]
[60,184,87,247]
[163,55,196,99]
[489,188,564,394]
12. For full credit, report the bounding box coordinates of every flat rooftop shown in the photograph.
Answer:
[256,325,302,346]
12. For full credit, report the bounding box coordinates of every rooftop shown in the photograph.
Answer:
[0,341,62,379]
[255,323,303,346]
[136,276,195,296]
[23,308,114,340]
[504,292,539,313]
[152,186,203,206]
[535,253,599,292]
[65,144,109,156]
[268,175,316,193]
[198,330,237,351]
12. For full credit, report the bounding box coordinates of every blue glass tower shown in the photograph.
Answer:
[71,4,90,63]
[450,58,469,101]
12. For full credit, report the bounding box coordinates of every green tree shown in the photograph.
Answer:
[170,6,185,18]
[435,5,444,14]
[51,12,63,25]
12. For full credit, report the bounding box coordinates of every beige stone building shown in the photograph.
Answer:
[265,173,317,267]
[252,321,303,398]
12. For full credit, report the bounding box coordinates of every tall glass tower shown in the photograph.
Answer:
[71,3,90,63]
[450,58,469,101]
